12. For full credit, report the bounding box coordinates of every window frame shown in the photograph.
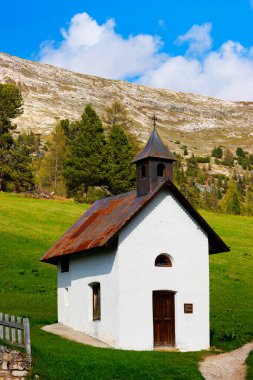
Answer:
[92,283,101,321]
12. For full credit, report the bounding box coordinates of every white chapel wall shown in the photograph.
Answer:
[57,188,210,352]
[57,246,120,347]
[117,189,210,351]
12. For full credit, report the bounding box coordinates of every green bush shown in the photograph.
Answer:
[210,327,243,346]
[195,156,210,163]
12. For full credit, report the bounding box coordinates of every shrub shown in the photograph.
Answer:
[211,327,242,345]
[195,156,210,163]
[236,147,245,158]
[212,146,223,158]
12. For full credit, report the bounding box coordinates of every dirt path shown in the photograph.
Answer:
[199,342,253,380]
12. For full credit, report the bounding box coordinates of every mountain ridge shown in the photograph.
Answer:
[0,52,253,154]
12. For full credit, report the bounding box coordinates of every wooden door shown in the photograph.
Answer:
[153,291,175,346]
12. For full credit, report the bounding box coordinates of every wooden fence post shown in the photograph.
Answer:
[17,316,22,345]
[4,314,10,341]
[11,315,16,343]
[23,318,31,357]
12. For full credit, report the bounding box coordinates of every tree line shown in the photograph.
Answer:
[0,84,34,192]
[0,83,136,200]
[173,152,253,215]
[36,103,136,202]
[1,82,253,215]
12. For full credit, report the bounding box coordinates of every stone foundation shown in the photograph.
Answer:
[0,346,30,380]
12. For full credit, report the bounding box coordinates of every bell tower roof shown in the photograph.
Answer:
[131,128,177,164]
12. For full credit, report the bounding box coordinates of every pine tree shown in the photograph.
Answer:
[103,100,131,129]
[244,185,253,215]
[236,175,246,199]
[211,146,223,158]
[223,148,234,166]
[10,139,34,192]
[0,83,34,192]
[0,84,22,190]
[185,155,199,177]
[18,131,41,155]
[106,124,135,195]
[220,179,241,214]
[37,123,67,195]
[202,187,218,211]
[103,100,140,155]
[236,147,245,158]
[63,104,106,199]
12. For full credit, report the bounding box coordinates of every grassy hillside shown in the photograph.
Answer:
[0,192,252,379]
[201,210,253,350]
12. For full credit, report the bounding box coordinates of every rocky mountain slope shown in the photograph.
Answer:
[0,52,253,155]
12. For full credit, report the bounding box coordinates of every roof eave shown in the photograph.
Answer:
[105,179,230,255]
[131,155,177,164]
[166,181,230,254]
[41,178,229,263]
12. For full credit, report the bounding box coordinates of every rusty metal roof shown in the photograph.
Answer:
[41,179,229,264]
[131,128,177,163]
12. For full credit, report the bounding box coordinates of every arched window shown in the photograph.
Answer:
[155,254,172,267]
[157,163,165,177]
[140,165,146,179]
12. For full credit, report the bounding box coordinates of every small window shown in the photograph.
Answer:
[92,283,101,320]
[140,165,146,179]
[155,254,172,267]
[61,256,69,273]
[157,163,165,177]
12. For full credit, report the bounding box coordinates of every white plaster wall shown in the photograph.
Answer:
[117,189,210,352]
[57,188,210,352]
[58,247,119,347]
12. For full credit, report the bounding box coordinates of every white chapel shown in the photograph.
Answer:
[41,127,229,352]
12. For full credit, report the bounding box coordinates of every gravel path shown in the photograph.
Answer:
[199,342,253,380]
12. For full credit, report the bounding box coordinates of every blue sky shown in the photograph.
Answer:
[1,0,253,100]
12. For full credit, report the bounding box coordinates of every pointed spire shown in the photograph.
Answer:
[131,128,176,163]
[152,115,157,129]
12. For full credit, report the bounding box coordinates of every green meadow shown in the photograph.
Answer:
[0,192,252,379]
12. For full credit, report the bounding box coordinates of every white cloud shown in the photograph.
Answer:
[139,40,253,100]
[39,15,253,101]
[176,23,213,55]
[39,12,164,80]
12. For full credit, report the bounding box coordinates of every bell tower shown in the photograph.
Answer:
[131,117,177,197]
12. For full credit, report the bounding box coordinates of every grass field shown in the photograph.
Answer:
[0,192,252,379]
[246,350,253,379]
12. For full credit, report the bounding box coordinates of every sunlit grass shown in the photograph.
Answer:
[0,192,252,379]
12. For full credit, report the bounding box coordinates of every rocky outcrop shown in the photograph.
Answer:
[0,52,253,154]
[0,345,30,379]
